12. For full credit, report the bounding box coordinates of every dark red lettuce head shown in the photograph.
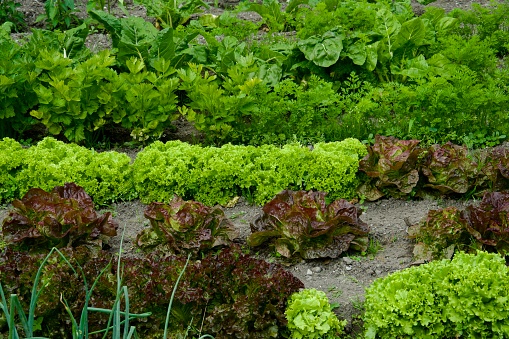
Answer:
[413,192,509,259]
[136,196,239,257]
[421,142,478,195]
[358,135,422,200]
[248,190,369,259]
[2,183,117,252]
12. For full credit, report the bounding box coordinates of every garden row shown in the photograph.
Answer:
[2,135,509,206]
[3,180,509,337]
[1,0,509,147]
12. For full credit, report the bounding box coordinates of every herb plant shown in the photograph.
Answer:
[248,190,370,259]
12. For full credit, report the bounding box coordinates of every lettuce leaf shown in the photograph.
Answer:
[2,182,117,251]
[136,196,238,256]
[248,190,369,259]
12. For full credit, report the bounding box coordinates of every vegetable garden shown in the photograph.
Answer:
[1,0,509,337]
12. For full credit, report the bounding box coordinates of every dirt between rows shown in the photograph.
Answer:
[0,196,474,334]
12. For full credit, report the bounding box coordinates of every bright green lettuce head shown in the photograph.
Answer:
[286,288,346,339]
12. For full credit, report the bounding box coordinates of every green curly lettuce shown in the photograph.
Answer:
[286,288,346,339]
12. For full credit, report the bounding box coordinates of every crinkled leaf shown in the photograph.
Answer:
[298,30,344,67]
[137,196,238,257]
[358,135,422,199]
[421,142,478,194]
[2,183,118,252]
[248,190,369,259]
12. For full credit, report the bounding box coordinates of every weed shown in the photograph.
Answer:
[36,0,81,29]
[350,296,364,311]
[228,211,247,219]
[327,286,343,298]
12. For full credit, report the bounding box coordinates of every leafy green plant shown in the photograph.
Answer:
[238,0,306,32]
[136,197,238,256]
[132,139,366,206]
[411,192,509,259]
[364,251,509,338]
[0,0,25,32]
[0,137,135,204]
[2,183,118,252]
[12,137,135,205]
[285,288,347,339]
[135,0,208,29]
[36,0,81,29]
[248,190,370,259]
[0,137,24,202]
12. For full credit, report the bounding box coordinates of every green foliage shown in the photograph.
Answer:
[412,192,509,259]
[135,0,208,29]
[136,197,238,256]
[0,138,24,202]
[0,137,135,205]
[248,190,370,259]
[237,0,305,32]
[364,251,509,338]
[2,183,117,252]
[285,288,346,339]
[36,0,81,29]
[450,1,509,56]
[132,139,366,206]
[112,57,180,141]
[0,0,25,32]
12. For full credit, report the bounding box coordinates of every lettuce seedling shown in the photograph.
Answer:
[136,196,238,256]
[358,135,422,200]
[2,183,117,252]
[247,190,369,259]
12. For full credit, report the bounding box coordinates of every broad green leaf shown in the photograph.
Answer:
[150,28,175,62]
[375,8,401,58]
[346,40,367,66]
[89,10,122,47]
[391,55,429,80]
[298,30,344,68]
[365,41,379,71]
[394,17,426,49]
[437,17,458,32]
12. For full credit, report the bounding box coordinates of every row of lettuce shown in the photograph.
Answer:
[1,0,509,146]
[2,135,509,206]
[2,181,509,337]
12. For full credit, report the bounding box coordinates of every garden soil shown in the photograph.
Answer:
[3,0,496,335]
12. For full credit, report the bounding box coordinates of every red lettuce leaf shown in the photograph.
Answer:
[0,246,303,338]
[136,196,238,256]
[2,183,117,251]
[421,142,478,194]
[414,192,509,258]
[358,135,422,200]
[248,190,369,259]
